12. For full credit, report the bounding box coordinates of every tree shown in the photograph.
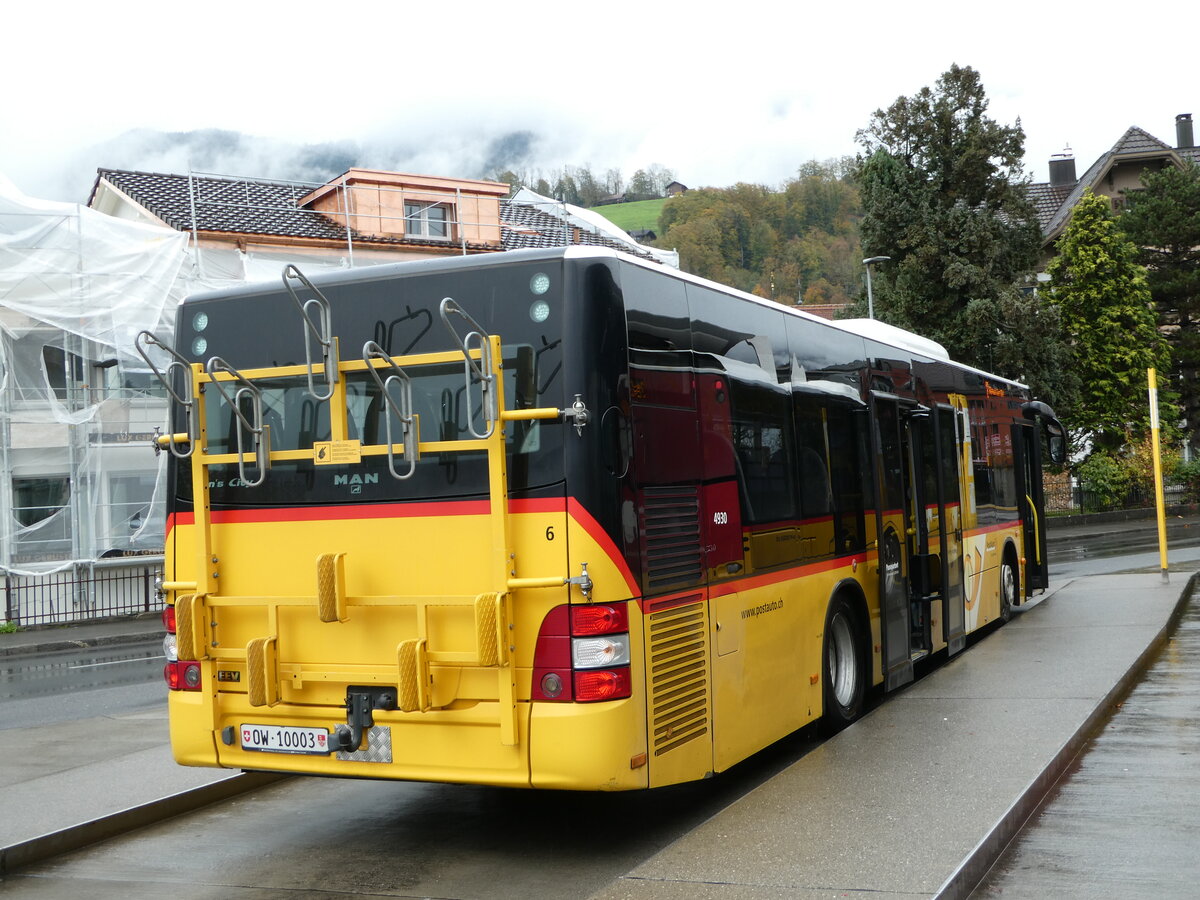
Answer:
[1119,161,1200,447]
[551,171,580,205]
[569,166,605,207]
[1046,188,1172,455]
[961,287,1077,418]
[657,168,862,306]
[855,65,1043,366]
[627,168,657,200]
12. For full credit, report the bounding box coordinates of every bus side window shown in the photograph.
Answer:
[825,403,869,555]
[730,386,796,525]
[794,399,832,519]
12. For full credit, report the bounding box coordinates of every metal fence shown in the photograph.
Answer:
[1044,480,1190,515]
[3,563,163,628]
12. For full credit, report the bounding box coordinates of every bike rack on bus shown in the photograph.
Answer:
[204,356,272,487]
[439,297,497,439]
[282,264,339,402]
[158,287,600,748]
[134,330,197,458]
[362,340,419,480]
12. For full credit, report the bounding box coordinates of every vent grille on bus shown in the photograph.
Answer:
[647,599,709,756]
[641,486,703,589]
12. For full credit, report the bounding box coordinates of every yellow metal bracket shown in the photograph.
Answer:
[246,636,280,707]
[316,552,348,622]
[474,592,500,667]
[396,638,431,712]
[174,593,209,661]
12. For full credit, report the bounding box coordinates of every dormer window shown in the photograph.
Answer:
[404,202,450,240]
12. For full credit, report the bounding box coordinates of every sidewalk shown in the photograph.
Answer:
[593,572,1195,899]
[0,615,163,658]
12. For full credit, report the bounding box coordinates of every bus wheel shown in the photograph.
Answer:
[822,595,865,732]
[999,552,1017,623]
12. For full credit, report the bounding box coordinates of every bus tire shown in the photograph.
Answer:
[822,593,865,733]
[999,549,1018,623]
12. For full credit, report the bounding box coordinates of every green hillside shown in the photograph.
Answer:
[587,197,667,234]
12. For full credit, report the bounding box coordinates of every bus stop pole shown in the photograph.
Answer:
[1149,367,1169,584]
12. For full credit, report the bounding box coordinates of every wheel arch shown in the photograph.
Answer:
[829,576,869,636]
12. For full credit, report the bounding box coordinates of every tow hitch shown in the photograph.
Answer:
[329,687,397,753]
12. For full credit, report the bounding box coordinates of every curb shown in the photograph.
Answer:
[934,570,1199,900]
[0,771,288,876]
[0,630,163,659]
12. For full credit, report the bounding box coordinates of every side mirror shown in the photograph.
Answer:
[1048,433,1066,466]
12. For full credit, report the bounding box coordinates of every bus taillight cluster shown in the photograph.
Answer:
[161,605,202,691]
[532,602,632,703]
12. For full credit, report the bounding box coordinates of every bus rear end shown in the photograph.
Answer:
[149,251,648,789]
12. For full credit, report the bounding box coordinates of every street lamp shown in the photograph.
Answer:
[863,256,890,320]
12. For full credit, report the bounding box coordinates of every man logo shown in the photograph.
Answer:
[334,474,379,486]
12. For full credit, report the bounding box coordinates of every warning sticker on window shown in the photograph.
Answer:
[313,440,362,465]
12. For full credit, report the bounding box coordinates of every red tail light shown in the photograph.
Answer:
[164,661,202,691]
[162,605,176,633]
[570,604,628,636]
[574,668,632,702]
[533,602,632,702]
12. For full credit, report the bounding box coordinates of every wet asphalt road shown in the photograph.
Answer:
[972,577,1200,898]
[0,639,163,729]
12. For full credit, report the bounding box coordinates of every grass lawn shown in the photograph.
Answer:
[587,198,666,234]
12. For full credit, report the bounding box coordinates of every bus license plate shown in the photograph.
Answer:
[240,724,331,755]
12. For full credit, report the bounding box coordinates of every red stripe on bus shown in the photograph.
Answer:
[201,501,492,524]
[708,552,874,600]
[566,498,640,597]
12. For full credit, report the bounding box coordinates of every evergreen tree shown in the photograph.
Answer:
[855,65,1042,365]
[1118,162,1200,447]
[1046,189,1172,454]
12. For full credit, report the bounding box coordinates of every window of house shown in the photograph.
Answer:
[13,476,71,527]
[404,202,451,240]
[41,345,86,403]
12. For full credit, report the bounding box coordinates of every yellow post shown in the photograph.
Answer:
[1149,368,1169,584]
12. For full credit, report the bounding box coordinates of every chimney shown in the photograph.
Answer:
[1177,113,1194,149]
[1049,148,1076,187]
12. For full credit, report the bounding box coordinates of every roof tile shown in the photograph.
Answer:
[93,168,657,260]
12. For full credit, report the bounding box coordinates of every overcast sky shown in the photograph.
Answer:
[3,1,1196,203]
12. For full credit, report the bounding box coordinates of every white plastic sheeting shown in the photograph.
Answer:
[0,176,190,574]
[510,188,680,269]
[0,176,369,576]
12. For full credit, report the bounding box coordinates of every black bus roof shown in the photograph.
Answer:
[183,245,1027,391]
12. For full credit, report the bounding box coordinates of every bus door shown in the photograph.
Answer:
[872,394,914,691]
[1013,422,1049,594]
[906,405,966,657]
[936,407,966,654]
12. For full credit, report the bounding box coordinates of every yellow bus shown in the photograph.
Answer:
[139,247,1063,790]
